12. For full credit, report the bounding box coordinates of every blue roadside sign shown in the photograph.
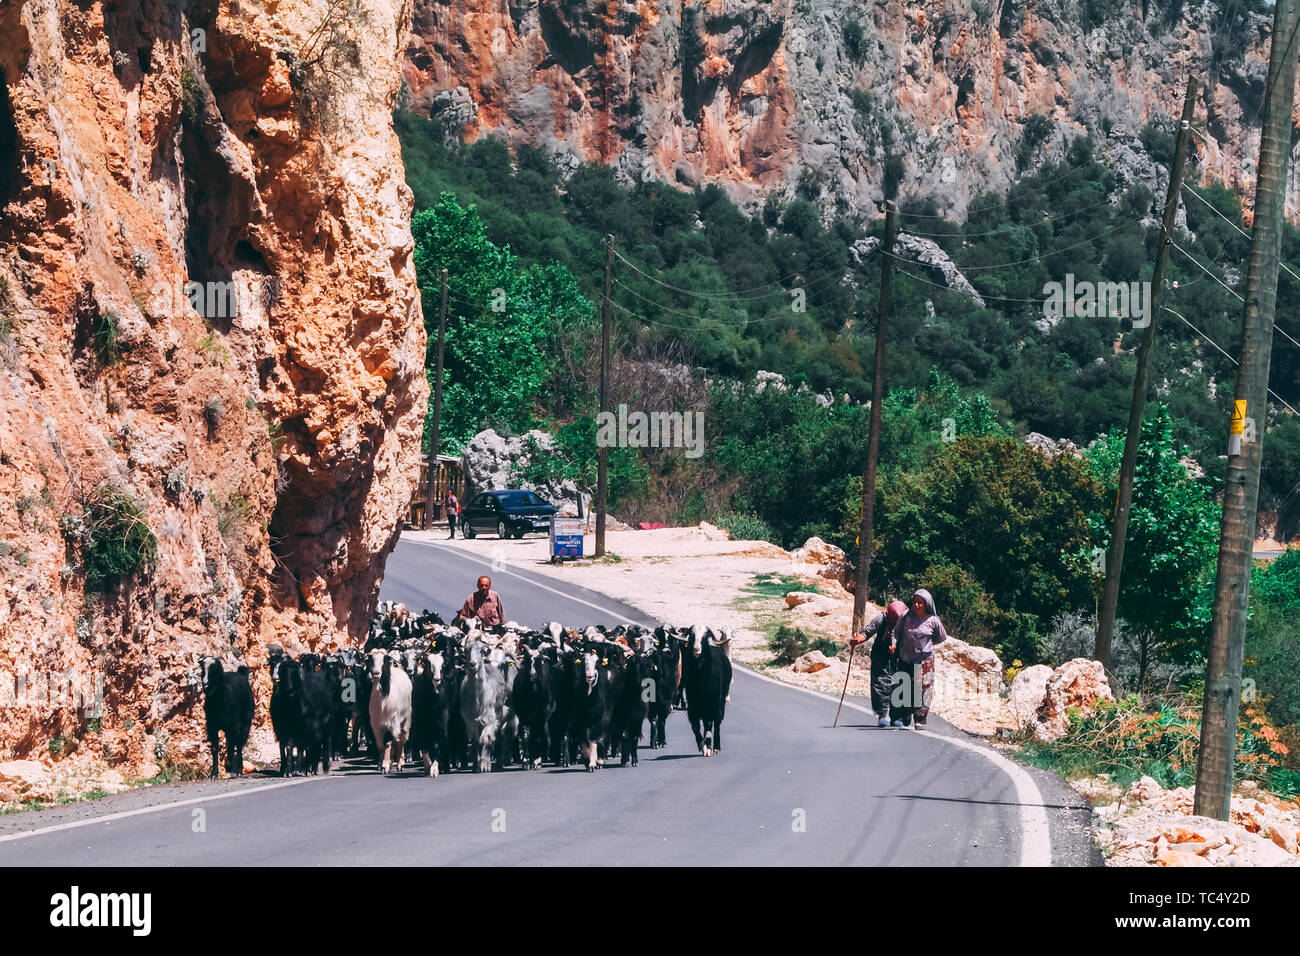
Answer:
[549,516,584,562]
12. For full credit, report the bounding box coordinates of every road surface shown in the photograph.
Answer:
[0,537,1098,866]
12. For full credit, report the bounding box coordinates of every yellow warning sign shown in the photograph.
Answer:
[1231,400,1247,436]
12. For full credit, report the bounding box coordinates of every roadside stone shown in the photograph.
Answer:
[1033,657,1113,742]
[784,591,820,608]
[790,536,848,585]
[792,650,832,674]
[1005,664,1053,730]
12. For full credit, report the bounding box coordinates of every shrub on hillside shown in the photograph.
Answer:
[1019,693,1298,797]
[768,625,840,667]
[714,511,777,543]
[68,483,157,592]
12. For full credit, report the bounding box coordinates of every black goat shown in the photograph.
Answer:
[270,655,300,776]
[649,629,682,749]
[614,641,654,766]
[296,658,335,775]
[680,627,732,757]
[513,645,557,769]
[409,650,450,777]
[201,657,254,778]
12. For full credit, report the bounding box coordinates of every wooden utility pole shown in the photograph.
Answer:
[1196,0,1298,820]
[853,201,897,632]
[595,235,613,556]
[1094,78,1198,666]
[423,268,449,530]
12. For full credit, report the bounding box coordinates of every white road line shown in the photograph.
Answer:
[0,776,330,845]
[424,540,1055,868]
[408,540,643,625]
[732,666,1053,867]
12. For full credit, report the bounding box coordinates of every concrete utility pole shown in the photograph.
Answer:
[423,267,448,530]
[1196,0,1298,820]
[853,201,897,633]
[595,235,613,557]
[1094,78,1198,666]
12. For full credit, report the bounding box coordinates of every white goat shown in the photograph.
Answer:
[368,650,413,775]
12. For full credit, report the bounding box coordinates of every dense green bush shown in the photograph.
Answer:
[713,511,777,543]
[768,625,840,667]
[74,483,157,592]
[93,312,121,365]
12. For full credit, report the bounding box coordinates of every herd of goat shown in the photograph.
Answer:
[200,603,734,778]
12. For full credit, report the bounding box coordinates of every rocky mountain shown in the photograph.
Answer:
[0,0,426,770]
[403,0,1298,221]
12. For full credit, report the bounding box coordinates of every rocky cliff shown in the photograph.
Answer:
[0,0,427,773]
[403,0,1299,221]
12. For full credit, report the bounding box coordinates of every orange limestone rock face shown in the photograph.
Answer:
[403,0,1298,221]
[0,0,427,775]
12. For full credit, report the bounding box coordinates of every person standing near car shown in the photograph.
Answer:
[445,488,460,539]
[457,576,505,628]
[892,588,948,729]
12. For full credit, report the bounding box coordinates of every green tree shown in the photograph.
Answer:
[1086,407,1221,684]
[411,193,591,451]
[870,435,1105,661]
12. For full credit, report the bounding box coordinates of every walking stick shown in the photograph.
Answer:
[833,642,857,728]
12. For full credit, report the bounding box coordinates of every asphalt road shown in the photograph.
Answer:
[0,536,1098,866]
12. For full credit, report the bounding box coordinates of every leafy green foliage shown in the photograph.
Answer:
[768,624,840,666]
[1016,114,1053,171]
[708,379,869,549]
[412,192,592,452]
[1246,549,1300,726]
[1087,407,1221,680]
[713,511,777,543]
[841,19,867,62]
[93,312,121,365]
[75,483,157,592]
[1021,691,1297,797]
[871,434,1105,661]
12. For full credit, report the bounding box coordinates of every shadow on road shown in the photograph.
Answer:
[891,793,1090,811]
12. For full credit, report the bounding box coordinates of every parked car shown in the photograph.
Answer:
[461,490,558,539]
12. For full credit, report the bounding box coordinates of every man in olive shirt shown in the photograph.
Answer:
[458,575,505,628]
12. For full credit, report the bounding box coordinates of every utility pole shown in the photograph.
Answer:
[595,235,613,556]
[423,268,448,530]
[1094,78,1198,666]
[853,201,897,632]
[1196,0,1298,820]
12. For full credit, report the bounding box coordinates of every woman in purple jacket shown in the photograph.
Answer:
[892,588,948,729]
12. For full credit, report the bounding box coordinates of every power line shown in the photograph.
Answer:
[1170,236,1300,352]
[881,252,1047,304]
[1181,182,1300,287]
[899,192,1124,238]
[613,249,798,301]
[613,247,871,305]
[954,224,1126,271]
[1163,305,1300,415]
[1170,240,1244,301]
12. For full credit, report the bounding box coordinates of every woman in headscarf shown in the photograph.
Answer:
[848,599,909,726]
[891,588,948,729]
